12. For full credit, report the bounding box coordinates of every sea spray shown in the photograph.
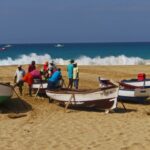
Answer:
[0,53,147,66]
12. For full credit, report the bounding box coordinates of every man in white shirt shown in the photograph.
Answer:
[14,65,25,95]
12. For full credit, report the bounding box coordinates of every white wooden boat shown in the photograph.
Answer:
[118,82,150,102]
[32,79,65,90]
[32,81,48,89]
[0,83,13,104]
[121,79,150,87]
[46,83,119,112]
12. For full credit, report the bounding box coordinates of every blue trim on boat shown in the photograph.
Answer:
[121,79,150,83]
[118,96,148,102]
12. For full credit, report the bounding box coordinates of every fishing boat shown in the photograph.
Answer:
[118,82,150,102]
[46,81,119,113]
[0,47,6,51]
[32,78,65,90]
[0,83,13,104]
[4,44,12,48]
[55,44,64,48]
[120,79,150,87]
[32,81,48,89]
[117,72,150,101]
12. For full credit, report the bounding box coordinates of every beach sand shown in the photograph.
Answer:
[0,65,150,150]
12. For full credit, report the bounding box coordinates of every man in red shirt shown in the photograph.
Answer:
[28,61,36,73]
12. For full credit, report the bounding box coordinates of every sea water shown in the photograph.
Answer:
[0,42,150,66]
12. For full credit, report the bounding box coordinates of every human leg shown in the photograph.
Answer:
[18,81,24,95]
[29,85,32,96]
[76,79,79,89]
[74,79,79,89]
[68,78,73,89]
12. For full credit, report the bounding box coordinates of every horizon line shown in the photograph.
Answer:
[0,41,150,45]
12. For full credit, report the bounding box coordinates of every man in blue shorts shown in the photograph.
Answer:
[67,59,74,89]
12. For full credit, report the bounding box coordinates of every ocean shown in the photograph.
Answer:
[0,42,150,66]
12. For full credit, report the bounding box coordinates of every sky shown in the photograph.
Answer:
[0,0,150,43]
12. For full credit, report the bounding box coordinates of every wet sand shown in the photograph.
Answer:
[0,65,150,150]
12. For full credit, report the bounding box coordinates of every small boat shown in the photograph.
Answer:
[32,81,48,89]
[121,79,150,87]
[0,83,13,104]
[46,81,119,113]
[118,81,150,102]
[55,44,64,48]
[0,47,6,51]
[4,44,12,48]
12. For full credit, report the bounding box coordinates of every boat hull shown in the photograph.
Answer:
[118,88,150,102]
[0,83,13,104]
[46,86,119,111]
[32,82,48,89]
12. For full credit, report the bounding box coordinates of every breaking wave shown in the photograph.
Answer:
[0,53,149,66]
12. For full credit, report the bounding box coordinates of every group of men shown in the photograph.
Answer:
[14,59,79,96]
[14,60,38,96]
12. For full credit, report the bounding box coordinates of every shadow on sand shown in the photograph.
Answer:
[56,102,136,114]
[118,98,150,106]
[0,97,32,114]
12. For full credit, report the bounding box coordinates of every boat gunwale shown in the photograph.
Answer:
[119,82,143,89]
[50,97,116,103]
[46,85,118,94]
[122,79,150,83]
[0,82,12,88]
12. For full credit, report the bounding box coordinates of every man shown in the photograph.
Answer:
[67,59,74,89]
[14,65,25,95]
[73,63,79,89]
[48,68,62,89]
[49,61,57,74]
[43,61,49,72]
[23,72,33,96]
[28,60,36,73]
[23,70,42,96]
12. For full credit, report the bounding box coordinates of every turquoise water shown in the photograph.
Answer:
[0,42,150,65]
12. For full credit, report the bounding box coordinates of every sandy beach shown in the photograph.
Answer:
[1,65,150,150]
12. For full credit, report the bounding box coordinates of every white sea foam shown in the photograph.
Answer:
[0,53,149,66]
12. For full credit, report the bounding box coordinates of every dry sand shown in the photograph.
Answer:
[0,65,150,150]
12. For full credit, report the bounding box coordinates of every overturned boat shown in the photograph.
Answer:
[46,81,119,113]
[0,83,13,104]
